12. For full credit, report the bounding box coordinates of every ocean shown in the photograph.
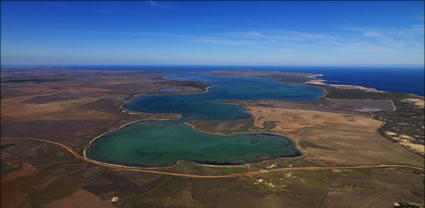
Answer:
[279,66,424,96]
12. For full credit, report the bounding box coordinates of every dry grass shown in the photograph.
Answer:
[249,107,380,138]
[386,132,425,156]
[1,86,119,122]
[248,107,424,167]
[328,98,395,111]
[1,163,42,208]
[1,95,113,122]
[301,127,423,167]
[1,163,39,183]
[321,168,424,208]
[42,189,113,208]
[401,98,425,108]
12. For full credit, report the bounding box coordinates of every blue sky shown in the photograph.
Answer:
[1,1,424,66]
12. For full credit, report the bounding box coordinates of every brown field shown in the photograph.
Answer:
[327,98,396,111]
[42,189,113,208]
[2,96,108,122]
[316,168,424,208]
[121,168,424,208]
[248,107,423,167]
[1,163,43,208]
[0,68,211,208]
[249,107,380,137]
[1,69,204,150]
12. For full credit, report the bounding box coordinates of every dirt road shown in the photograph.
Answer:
[2,137,423,179]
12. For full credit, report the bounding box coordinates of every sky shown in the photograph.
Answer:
[1,1,424,66]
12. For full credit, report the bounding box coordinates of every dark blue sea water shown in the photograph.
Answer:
[64,65,424,96]
[280,67,424,96]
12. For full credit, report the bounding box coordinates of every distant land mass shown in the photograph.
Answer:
[58,65,425,96]
[2,65,423,96]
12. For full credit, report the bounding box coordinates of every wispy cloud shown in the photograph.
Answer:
[345,27,385,38]
[411,24,425,33]
[244,31,265,38]
[148,0,168,9]
[31,25,423,65]
[195,38,253,46]
[364,31,384,38]
[417,14,425,22]
[345,25,424,50]
[188,30,339,49]
[240,30,336,41]
[285,31,336,41]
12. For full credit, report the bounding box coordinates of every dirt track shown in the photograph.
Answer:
[2,137,424,179]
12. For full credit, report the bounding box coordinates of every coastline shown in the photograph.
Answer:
[83,81,218,169]
[83,71,423,170]
[84,106,307,170]
[305,74,386,93]
[83,120,305,169]
[306,73,425,158]
[84,116,305,169]
[83,81,308,169]
[82,72,343,169]
[184,121,310,167]
[119,85,214,115]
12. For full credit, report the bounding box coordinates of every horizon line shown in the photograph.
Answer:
[2,64,424,68]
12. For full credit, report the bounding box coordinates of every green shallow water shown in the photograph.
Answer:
[87,121,300,167]
[86,73,323,166]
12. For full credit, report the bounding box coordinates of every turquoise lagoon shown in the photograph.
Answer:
[86,73,323,166]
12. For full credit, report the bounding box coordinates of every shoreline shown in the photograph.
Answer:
[184,121,310,166]
[83,71,423,170]
[3,136,424,177]
[306,73,424,98]
[305,73,424,158]
[119,86,214,114]
[83,117,305,169]
[83,81,225,169]
[119,73,214,114]
[305,74,386,93]
[82,72,358,169]
[83,79,309,169]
